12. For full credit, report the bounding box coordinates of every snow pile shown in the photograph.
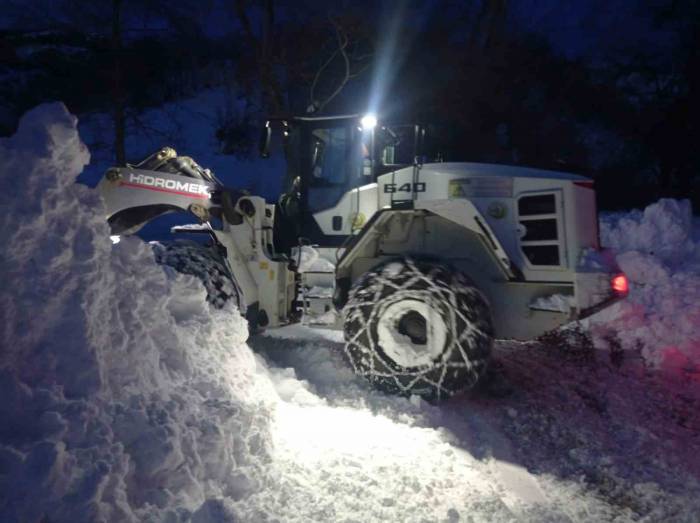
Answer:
[0,103,278,522]
[600,199,695,266]
[590,199,700,376]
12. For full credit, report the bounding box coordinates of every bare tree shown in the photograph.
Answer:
[232,1,372,116]
[307,16,372,114]
[111,0,126,165]
[469,0,508,50]
[234,0,285,113]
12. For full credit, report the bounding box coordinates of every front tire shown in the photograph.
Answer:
[152,240,242,310]
[342,258,493,400]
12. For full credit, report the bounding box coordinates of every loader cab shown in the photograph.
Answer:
[272,115,376,207]
[263,113,427,251]
[264,114,373,250]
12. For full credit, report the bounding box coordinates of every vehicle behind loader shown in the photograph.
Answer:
[99,113,628,400]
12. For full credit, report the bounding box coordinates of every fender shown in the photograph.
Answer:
[415,199,514,277]
[336,202,515,283]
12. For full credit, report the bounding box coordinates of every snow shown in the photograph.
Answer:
[292,245,336,273]
[0,103,278,522]
[530,294,576,313]
[588,199,700,379]
[599,199,694,267]
[255,327,700,521]
[577,246,618,272]
[171,223,212,233]
[305,285,334,298]
[2,103,699,522]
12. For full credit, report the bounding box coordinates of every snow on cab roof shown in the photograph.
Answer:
[422,162,590,181]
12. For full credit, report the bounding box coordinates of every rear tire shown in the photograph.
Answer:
[342,258,493,400]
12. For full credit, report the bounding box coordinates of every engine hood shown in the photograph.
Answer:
[408,162,590,182]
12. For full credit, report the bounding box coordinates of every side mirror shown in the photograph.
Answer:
[259,121,271,158]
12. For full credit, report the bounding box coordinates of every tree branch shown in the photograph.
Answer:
[314,16,350,113]
[309,48,340,109]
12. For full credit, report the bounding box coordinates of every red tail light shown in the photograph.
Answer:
[611,274,629,295]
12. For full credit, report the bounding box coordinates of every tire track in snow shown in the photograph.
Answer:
[468,414,550,515]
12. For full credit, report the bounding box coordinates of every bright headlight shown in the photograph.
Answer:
[360,113,377,130]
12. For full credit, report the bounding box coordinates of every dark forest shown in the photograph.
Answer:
[1,0,699,210]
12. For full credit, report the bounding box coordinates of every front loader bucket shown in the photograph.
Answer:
[98,167,217,235]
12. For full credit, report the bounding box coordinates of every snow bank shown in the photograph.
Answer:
[0,103,278,522]
[590,199,700,377]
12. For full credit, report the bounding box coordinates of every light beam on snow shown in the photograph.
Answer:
[274,402,435,458]
[267,398,535,519]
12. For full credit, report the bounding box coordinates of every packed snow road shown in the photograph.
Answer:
[248,326,700,522]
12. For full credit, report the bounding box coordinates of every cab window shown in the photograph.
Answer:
[310,127,350,186]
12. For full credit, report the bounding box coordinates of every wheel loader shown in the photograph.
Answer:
[98,113,628,399]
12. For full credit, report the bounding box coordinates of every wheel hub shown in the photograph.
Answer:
[376,299,448,368]
[397,310,427,345]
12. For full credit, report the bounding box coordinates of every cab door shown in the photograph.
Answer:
[300,120,372,245]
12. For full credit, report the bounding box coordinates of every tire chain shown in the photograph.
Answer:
[153,242,240,309]
[343,258,492,399]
